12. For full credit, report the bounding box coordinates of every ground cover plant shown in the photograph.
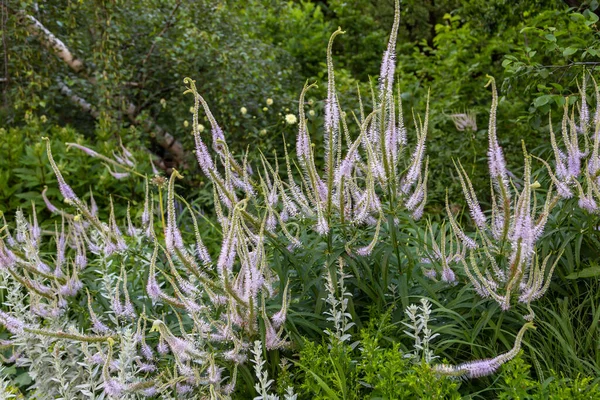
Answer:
[1,0,600,399]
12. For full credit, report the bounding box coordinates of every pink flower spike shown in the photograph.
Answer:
[67,143,99,158]
[41,187,59,213]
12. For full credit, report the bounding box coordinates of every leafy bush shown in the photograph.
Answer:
[2,1,600,399]
[0,114,150,217]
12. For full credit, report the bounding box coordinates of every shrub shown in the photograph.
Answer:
[1,1,599,398]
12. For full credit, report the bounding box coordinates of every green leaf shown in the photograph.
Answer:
[544,33,556,42]
[550,83,563,91]
[14,372,32,387]
[588,48,600,57]
[586,10,599,25]
[570,12,585,22]
[552,95,566,107]
[562,47,577,57]
[565,266,600,279]
[533,95,552,108]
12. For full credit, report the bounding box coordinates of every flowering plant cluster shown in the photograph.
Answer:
[0,1,598,398]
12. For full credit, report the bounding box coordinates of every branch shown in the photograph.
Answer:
[537,61,600,69]
[15,11,85,73]
[57,79,99,119]
[57,80,184,169]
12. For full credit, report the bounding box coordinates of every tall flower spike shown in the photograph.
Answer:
[549,112,569,181]
[108,196,126,253]
[54,219,67,275]
[30,201,41,245]
[579,72,590,133]
[455,161,487,230]
[66,142,100,158]
[379,0,400,96]
[445,192,477,249]
[185,78,225,155]
[324,28,344,172]
[89,188,98,217]
[401,95,429,194]
[271,280,291,329]
[565,105,583,180]
[296,82,320,187]
[183,202,211,265]
[121,266,136,319]
[72,232,87,269]
[146,244,162,300]
[144,192,155,240]
[41,186,59,213]
[185,77,245,182]
[165,169,184,253]
[435,321,534,378]
[102,342,124,398]
[355,214,382,256]
[380,0,401,177]
[439,227,457,284]
[126,202,136,237]
[406,158,429,220]
[185,78,217,176]
[142,178,150,226]
[217,201,244,277]
[484,77,509,191]
[87,289,110,334]
[106,167,130,180]
[119,138,135,165]
[43,137,77,201]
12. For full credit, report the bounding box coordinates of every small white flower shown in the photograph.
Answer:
[308,110,315,117]
[266,98,273,106]
[240,107,247,115]
[183,120,189,128]
[285,114,297,125]
[450,112,477,132]
[260,129,267,136]
[263,107,268,111]
[197,124,205,133]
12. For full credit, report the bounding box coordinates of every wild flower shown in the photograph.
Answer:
[0,0,565,395]
[450,111,477,132]
[420,221,462,285]
[443,77,560,317]
[435,321,534,379]
[545,73,600,215]
[284,113,297,124]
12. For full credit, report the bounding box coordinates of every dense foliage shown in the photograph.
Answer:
[1,0,600,398]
